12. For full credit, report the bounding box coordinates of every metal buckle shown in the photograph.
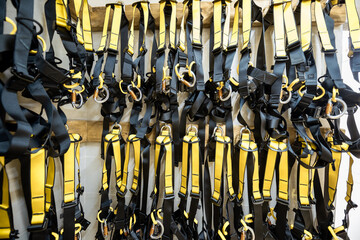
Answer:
[190,191,201,199]
[211,195,222,207]
[27,218,49,232]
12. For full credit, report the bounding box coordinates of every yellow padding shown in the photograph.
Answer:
[56,0,70,30]
[346,0,360,49]
[228,1,239,48]
[273,1,286,57]
[301,0,312,51]
[0,157,11,239]
[213,1,222,50]
[284,1,299,45]
[263,139,288,200]
[98,5,111,52]
[298,142,311,206]
[128,135,141,193]
[82,0,93,51]
[241,0,251,50]
[179,1,188,51]
[109,4,122,52]
[30,149,46,225]
[192,0,202,45]
[315,0,335,51]
[45,157,55,211]
[159,1,166,50]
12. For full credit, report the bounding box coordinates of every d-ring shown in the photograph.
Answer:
[160,125,172,135]
[280,88,292,104]
[186,125,198,135]
[326,98,347,120]
[219,84,232,102]
[94,85,110,103]
[240,126,251,137]
[212,126,224,137]
[110,122,122,133]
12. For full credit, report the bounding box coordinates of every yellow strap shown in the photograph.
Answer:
[301,0,312,51]
[222,1,231,50]
[315,0,335,51]
[237,140,248,201]
[154,135,167,195]
[298,143,311,206]
[212,135,225,202]
[273,1,286,57]
[180,135,191,196]
[30,149,46,225]
[127,5,137,55]
[192,0,202,45]
[55,0,70,30]
[129,135,141,193]
[229,0,239,48]
[252,147,261,200]
[109,4,123,52]
[191,136,201,195]
[345,0,360,49]
[102,131,121,191]
[98,5,111,52]
[241,0,252,50]
[179,1,188,51]
[283,1,299,45]
[345,153,354,202]
[213,0,222,50]
[328,139,342,207]
[0,157,11,238]
[141,2,149,48]
[278,146,289,201]
[164,136,174,196]
[64,135,76,203]
[120,134,130,194]
[263,139,288,199]
[82,0,93,51]
[226,138,235,197]
[159,1,167,50]
[45,157,55,211]
[169,1,177,49]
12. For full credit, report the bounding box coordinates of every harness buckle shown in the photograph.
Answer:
[62,200,78,209]
[117,189,127,198]
[276,197,289,206]
[211,195,222,207]
[190,191,201,199]
[251,195,264,205]
[27,218,49,232]
[164,193,175,200]
[130,185,140,195]
[286,40,301,52]
[178,191,188,199]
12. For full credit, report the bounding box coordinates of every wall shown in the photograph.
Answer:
[2,0,360,239]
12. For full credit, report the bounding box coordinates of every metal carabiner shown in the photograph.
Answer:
[71,90,84,109]
[175,64,197,87]
[326,98,347,120]
[94,85,110,103]
[150,220,164,239]
[127,84,142,102]
[219,84,232,102]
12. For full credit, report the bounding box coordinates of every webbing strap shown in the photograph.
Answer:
[263,139,288,201]
[315,0,334,51]
[108,4,122,52]
[0,157,12,239]
[102,129,122,192]
[179,1,188,51]
[301,0,312,51]
[81,0,93,51]
[212,132,234,203]
[213,0,222,51]
[55,0,70,30]
[237,133,261,202]
[228,0,239,48]
[154,130,173,197]
[126,135,141,193]
[97,4,111,52]
[30,149,46,225]
[284,1,299,45]
[346,0,360,48]
[192,0,201,46]
[45,157,55,212]
[241,0,251,50]
[298,141,312,206]
[180,131,200,197]
[63,134,81,203]
[273,0,286,57]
